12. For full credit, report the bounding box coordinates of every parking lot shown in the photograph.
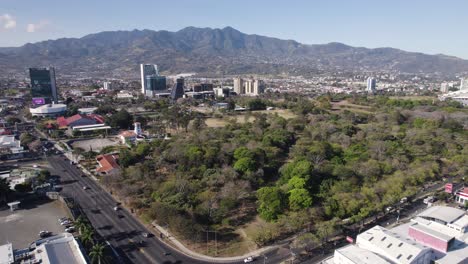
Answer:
[70,137,120,152]
[0,198,71,248]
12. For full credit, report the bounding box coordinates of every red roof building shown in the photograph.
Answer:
[96,154,120,175]
[56,114,105,129]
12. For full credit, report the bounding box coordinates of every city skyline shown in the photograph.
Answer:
[1,0,468,59]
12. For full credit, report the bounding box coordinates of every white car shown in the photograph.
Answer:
[65,226,75,233]
[33,164,39,168]
[82,186,89,190]
[244,256,254,263]
[60,220,72,226]
[113,206,119,211]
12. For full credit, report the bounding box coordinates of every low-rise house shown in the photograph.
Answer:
[119,130,137,145]
[455,187,468,206]
[96,153,120,175]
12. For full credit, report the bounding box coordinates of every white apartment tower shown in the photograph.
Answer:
[460,77,468,91]
[140,64,159,94]
[103,81,112,90]
[367,77,376,92]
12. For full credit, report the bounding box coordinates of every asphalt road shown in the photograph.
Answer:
[47,154,290,264]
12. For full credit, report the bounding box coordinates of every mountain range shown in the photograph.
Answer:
[1,26,468,79]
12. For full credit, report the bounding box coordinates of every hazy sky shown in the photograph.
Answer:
[1,0,467,58]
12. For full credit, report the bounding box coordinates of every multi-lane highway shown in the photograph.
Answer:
[47,154,290,264]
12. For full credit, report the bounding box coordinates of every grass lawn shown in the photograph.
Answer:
[204,109,297,128]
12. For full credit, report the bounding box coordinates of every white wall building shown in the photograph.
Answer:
[103,81,112,90]
[367,77,376,92]
[460,77,468,91]
[29,103,67,117]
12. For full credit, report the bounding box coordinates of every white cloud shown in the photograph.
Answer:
[26,20,50,33]
[0,14,16,30]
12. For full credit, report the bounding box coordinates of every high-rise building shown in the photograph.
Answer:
[244,79,254,94]
[233,77,244,94]
[133,122,142,136]
[103,81,112,90]
[170,78,185,101]
[440,83,449,93]
[29,67,58,104]
[140,64,159,94]
[234,77,264,96]
[145,75,167,97]
[460,77,468,91]
[253,80,265,95]
[366,77,376,92]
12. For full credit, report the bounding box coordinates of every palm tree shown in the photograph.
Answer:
[89,243,106,264]
[80,227,94,248]
[74,216,87,234]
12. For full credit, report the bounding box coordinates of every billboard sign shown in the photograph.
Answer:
[32,97,46,105]
[445,183,453,194]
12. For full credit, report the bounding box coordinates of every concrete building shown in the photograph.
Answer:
[213,87,231,98]
[0,135,25,159]
[29,103,67,117]
[233,77,264,96]
[356,225,432,264]
[12,233,88,264]
[323,244,392,264]
[0,168,39,190]
[233,77,245,94]
[325,206,468,264]
[440,83,450,93]
[140,64,159,94]
[0,243,14,264]
[103,81,112,90]
[29,67,58,104]
[460,77,468,91]
[439,90,468,106]
[367,77,376,93]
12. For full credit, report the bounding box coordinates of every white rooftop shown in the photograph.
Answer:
[0,243,14,264]
[411,217,461,238]
[418,206,466,224]
[33,233,87,264]
[357,225,430,264]
[451,215,468,230]
[335,244,392,264]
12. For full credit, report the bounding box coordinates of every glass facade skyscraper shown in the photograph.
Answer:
[170,78,185,101]
[145,75,167,97]
[140,64,159,95]
[29,67,58,104]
